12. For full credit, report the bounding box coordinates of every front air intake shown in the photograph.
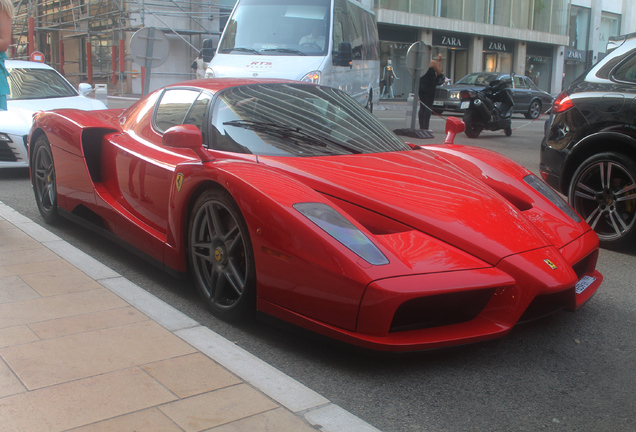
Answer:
[390,289,495,332]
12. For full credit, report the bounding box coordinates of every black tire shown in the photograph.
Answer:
[525,100,542,119]
[568,152,636,249]
[32,135,59,224]
[463,110,482,138]
[504,126,512,136]
[188,189,256,320]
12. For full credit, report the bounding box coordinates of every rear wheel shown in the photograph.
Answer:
[568,152,636,249]
[188,189,256,320]
[32,135,59,224]
[525,100,542,119]
[463,110,482,138]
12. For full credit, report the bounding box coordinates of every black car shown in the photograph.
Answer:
[433,72,553,119]
[540,32,636,248]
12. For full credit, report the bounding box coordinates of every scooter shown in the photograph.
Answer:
[459,78,514,138]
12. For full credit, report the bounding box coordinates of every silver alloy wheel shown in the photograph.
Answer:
[527,100,541,119]
[569,155,636,244]
[189,190,254,318]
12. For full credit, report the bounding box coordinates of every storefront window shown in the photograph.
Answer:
[379,41,411,99]
[599,12,621,55]
[525,50,552,92]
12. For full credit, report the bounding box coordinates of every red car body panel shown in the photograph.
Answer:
[28,79,603,351]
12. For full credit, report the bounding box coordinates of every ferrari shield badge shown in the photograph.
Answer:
[176,173,184,192]
[543,259,558,270]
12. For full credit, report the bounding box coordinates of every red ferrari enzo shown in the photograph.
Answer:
[29,79,602,351]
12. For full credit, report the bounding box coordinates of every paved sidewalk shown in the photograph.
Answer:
[0,202,381,432]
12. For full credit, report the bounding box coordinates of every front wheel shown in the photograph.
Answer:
[504,126,512,136]
[32,135,59,224]
[463,110,482,138]
[568,152,636,249]
[188,189,256,320]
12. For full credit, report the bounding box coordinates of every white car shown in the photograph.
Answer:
[0,60,107,168]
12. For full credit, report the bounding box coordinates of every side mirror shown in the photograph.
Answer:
[163,124,213,162]
[333,41,352,67]
[444,117,465,144]
[163,124,202,149]
[78,83,93,96]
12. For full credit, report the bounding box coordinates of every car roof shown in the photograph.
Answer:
[5,60,55,70]
[161,77,313,94]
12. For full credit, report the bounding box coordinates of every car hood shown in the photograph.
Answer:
[262,150,549,265]
[438,83,487,92]
[8,95,107,112]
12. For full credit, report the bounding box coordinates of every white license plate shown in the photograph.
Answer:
[460,101,470,109]
[575,276,596,294]
[433,101,444,106]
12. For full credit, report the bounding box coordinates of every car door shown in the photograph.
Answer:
[511,75,531,112]
[106,88,211,235]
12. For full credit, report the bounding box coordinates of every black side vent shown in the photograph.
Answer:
[390,289,495,333]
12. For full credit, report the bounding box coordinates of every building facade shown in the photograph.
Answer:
[372,0,636,98]
[10,0,636,96]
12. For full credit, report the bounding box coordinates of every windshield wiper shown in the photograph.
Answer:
[219,47,261,55]
[261,48,306,56]
[223,120,361,154]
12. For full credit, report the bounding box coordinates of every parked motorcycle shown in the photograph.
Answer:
[459,78,514,138]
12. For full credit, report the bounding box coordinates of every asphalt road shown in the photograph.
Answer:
[1,102,634,432]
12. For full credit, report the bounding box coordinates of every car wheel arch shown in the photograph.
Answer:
[561,132,636,193]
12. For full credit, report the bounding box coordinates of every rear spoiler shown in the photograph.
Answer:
[607,32,636,53]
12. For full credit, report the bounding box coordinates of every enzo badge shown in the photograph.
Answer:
[544,259,558,270]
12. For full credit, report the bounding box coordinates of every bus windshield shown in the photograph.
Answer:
[218,0,331,56]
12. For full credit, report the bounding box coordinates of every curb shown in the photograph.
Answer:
[0,201,382,432]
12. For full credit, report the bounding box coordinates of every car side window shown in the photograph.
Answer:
[154,89,201,133]
[613,53,636,83]
[514,76,527,89]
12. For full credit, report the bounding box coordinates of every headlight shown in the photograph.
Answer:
[300,71,321,84]
[0,132,12,142]
[294,202,389,265]
[450,91,460,99]
[524,175,581,222]
[204,69,215,78]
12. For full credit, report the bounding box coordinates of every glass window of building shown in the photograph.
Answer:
[511,0,532,30]
[464,0,489,23]
[569,6,590,51]
[410,0,435,15]
[441,0,463,19]
[599,12,621,55]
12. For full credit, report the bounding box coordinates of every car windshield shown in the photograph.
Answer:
[7,67,78,100]
[456,73,499,86]
[210,83,410,157]
[217,0,331,56]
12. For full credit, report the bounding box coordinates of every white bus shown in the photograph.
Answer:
[205,0,380,111]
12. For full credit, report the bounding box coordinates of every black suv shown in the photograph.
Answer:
[540,33,636,248]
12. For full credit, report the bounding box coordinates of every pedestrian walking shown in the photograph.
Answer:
[418,53,443,131]
[0,0,14,110]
